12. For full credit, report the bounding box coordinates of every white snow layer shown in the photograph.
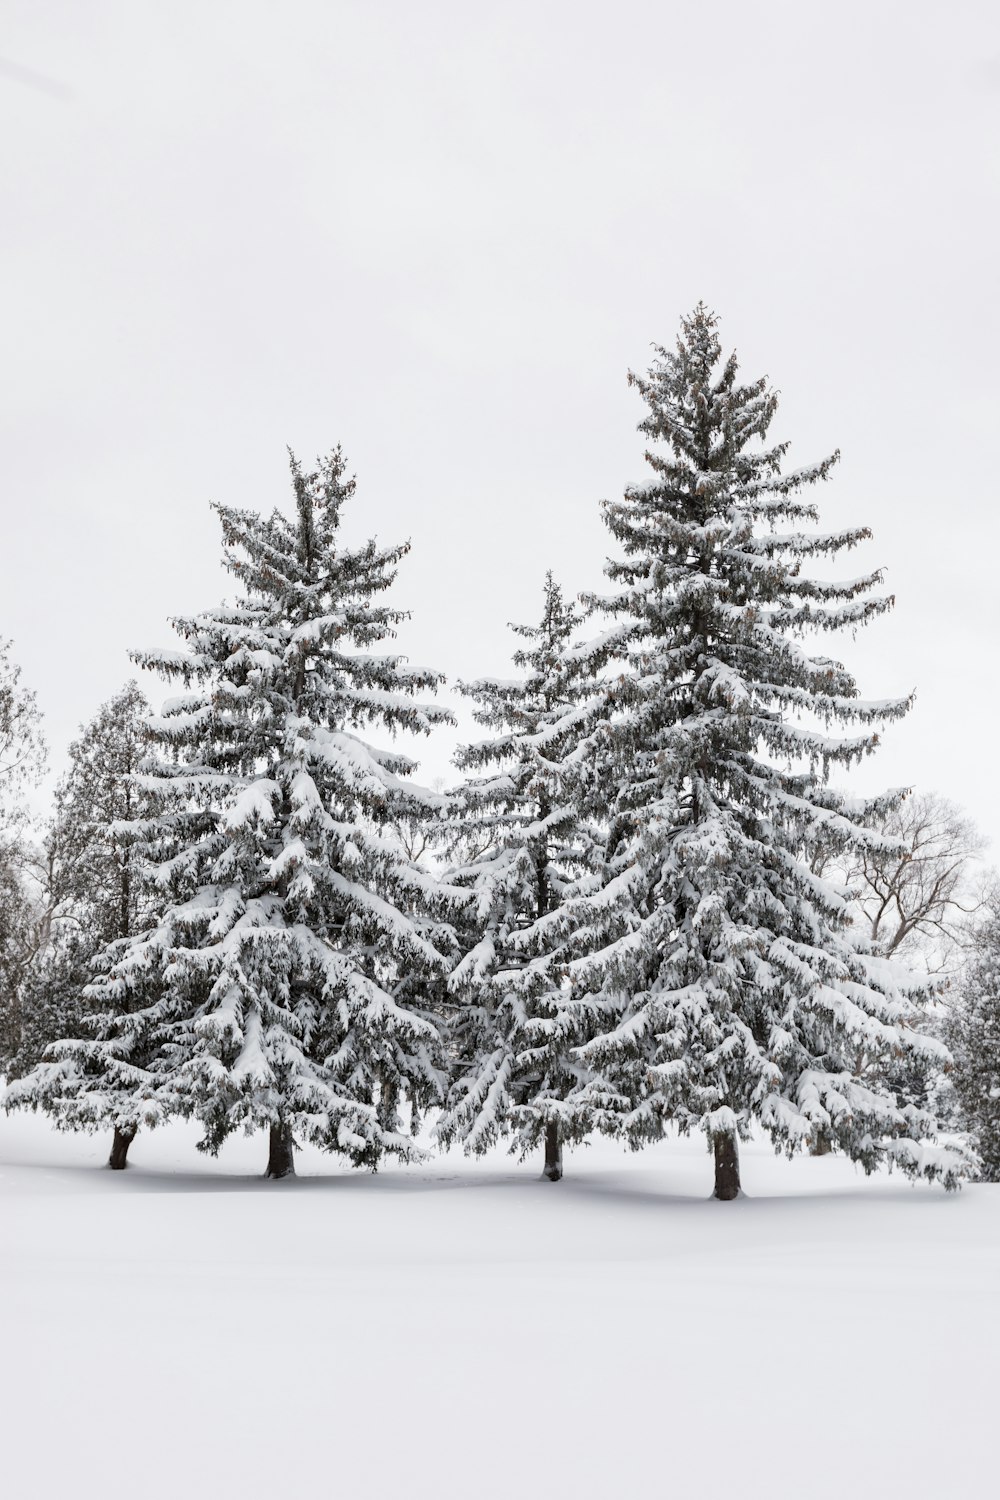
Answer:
[0,1112,993,1500]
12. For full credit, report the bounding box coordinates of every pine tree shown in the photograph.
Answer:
[51,682,155,949]
[4,682,160,1167]
[438,573,602,1179]
[946,900,1000,1180]
[7,449,457,1177]
[562,305,964,1198]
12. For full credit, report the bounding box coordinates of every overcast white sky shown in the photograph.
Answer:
[2,1,999,851]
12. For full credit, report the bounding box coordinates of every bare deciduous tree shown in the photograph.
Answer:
[815,791,989,974]
[806,791,990,1155]
[0,639,47,1071]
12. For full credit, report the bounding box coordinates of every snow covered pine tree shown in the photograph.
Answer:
[563,305,964,1198]
[438,573,602,1180]
[947,898,1000,1181]
[8,449,457,1177]
[4,681,161,1168]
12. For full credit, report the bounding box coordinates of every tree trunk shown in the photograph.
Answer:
[265,1122,295,1179]
[810,1132,833,1157]
[542,1119,563,1181]
[713,1128,741,1200]
[108,1124,136,1171]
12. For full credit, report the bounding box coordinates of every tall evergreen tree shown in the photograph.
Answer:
[562,305,964,1197]
[946,899,1000,1181]
[51,682,155,950]
[4,682,160,1166]
[438,573,602,1179]
[7,449,457,1177]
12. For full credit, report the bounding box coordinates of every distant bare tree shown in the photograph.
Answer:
[391,811,438,868]
[856,794,988,965]
[384,778,450,872]
[0,638,45,801]
[814,791,989,974]
[0,639,46,1071]
[806,791,990,1154]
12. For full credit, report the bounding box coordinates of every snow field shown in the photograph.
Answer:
[2,1113,994,1500]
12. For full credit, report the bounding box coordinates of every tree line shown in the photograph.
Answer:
[2,306,995,1196]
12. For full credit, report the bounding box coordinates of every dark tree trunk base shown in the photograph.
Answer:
[713,1129,741,1200]
[108,1125,137,1171]
[265,1123,295,1179]
[542,1119,563,1181]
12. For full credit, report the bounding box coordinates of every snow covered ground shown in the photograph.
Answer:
[2,1114,994,1500]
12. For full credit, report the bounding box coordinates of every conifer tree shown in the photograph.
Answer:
[562,305,964,1198]
[947,899,1000,1180]
[7,449,457,1177]
[438,573,602,1179]
[4,682,160,1167]
[51,682,155,949]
